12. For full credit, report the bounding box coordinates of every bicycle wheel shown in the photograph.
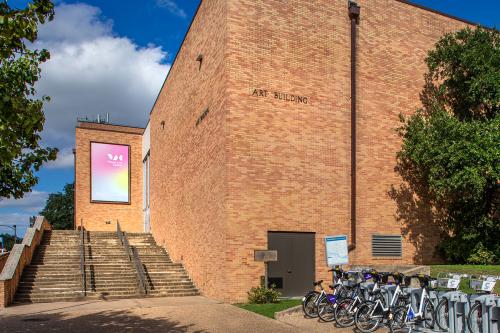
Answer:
[388,306,407,333]
[317,296,335,322]
[435,298,449,331]
[355,302,382,333]
[467,301,483,333]
[302,291,320,318]
[422,298,435,328]
[334,298,355,327]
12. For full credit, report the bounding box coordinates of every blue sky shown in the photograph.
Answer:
[0,0,498,238]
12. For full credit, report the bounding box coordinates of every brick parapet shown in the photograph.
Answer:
[0,216,51,308]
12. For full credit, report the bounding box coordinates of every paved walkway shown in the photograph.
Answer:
[276,308,389,333]
[0,296,304,333]
[276,309,354,333]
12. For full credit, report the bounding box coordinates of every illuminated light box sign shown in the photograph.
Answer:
[90,142,130,203]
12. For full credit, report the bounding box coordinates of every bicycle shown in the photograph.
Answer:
[302,267,347,318]
[334,270,388,327]
[391,274,437,332]
[354,272,408,333]
[317,268,351,322]
[434,272,465,331]
[467,275,498,333]
[302,279,330,318]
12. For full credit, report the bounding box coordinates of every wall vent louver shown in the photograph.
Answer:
[372,235,402,257]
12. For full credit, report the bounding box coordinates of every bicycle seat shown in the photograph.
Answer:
[392,272,406,285]
[313,280,323,287]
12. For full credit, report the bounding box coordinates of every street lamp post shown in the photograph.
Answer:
[0,225,18,249]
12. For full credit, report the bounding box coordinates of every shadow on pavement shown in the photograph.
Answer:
[0,309,208,333]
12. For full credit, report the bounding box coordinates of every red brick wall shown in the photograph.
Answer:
[75,122,144,232]
[149,0,469,302]
[353,0,468,265]
[0,254,9,276]
[149,0,228,301]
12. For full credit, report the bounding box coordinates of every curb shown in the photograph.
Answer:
[274,305,303,320]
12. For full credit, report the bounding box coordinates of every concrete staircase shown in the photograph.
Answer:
[15,230,198,304]
[15,230,83,303]
[127,233,198,296]
[84,231,141,299]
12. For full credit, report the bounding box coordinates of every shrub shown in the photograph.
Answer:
[467,243,497,265]
[247,285,281,304]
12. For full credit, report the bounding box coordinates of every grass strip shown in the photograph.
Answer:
[235,299,302,319]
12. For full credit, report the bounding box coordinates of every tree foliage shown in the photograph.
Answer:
[0,233,21,251]
[0,0,57,199]
[396,27,500,264]
[39,183,74,230]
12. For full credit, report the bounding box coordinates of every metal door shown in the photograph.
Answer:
[267,232,315,297]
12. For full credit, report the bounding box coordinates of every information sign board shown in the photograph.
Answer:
[325,235,349,266]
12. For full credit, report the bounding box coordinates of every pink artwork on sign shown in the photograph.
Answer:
[91,142,129,202]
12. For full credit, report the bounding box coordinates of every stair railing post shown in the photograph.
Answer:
[116,221,148,295]
[79,218,86,296]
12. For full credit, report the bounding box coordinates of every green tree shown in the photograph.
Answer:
[0,0,57,199]
[395,27,499,264]
[39,183,74,230]
[0,233,21,251]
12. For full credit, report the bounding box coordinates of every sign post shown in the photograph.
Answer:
[254,250,278,288]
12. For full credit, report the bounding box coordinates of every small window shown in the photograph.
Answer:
[372,235,402,257]
[268,277,283,289]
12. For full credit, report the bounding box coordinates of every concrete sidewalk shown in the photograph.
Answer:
[0,296,302,333]
[276,308,389,333]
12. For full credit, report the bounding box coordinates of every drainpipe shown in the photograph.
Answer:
[348,1,360,251]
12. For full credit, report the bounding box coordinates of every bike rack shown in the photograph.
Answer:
[428,290,442,309]
[470,294,498,333]
[300,271,499,333]
[380,284,396,306]
[406,288,432,332]
[493,297,500,333]
[453,291,471,333]
[360,282,374,299]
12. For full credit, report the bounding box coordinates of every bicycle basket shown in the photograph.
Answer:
[470,276,497,292]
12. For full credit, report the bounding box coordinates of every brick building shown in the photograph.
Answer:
[74,0,473,302]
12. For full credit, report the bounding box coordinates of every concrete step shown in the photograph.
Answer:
[15,290,142,302]
[17,287,83,293]
[147,283,197,289]
[148,290,199,296]
[15,230,197,305]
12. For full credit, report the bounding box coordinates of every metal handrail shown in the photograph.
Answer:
[117,221,148,295]
[79,219,86,296]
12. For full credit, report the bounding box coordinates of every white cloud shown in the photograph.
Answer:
[0,213,32,226]
[33,3,170,160]
[0,213,32,238]
[156,0,187,18]
[1,3,169,230]
[0,191,49,213]
[45,148,74,169]
[38,3,112,43]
